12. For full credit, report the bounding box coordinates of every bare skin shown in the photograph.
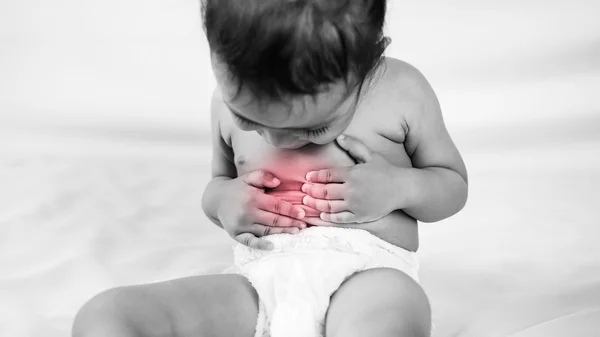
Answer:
[213,57,466,252]
[73,270,430,337]
[219,84,421,250]
[72,57,465,337]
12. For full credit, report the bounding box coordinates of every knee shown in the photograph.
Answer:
[373,268,431,336]
[329,268,432,337]
[371,268,429,306]
[72,288,137,337]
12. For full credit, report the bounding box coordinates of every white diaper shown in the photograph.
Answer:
[223,227,419,337]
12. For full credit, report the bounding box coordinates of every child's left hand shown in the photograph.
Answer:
[301,135,405,224]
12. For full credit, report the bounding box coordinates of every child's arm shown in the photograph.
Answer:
[301,62,467,224]
[399,63,468,223]
[201,89,306,249]
[201,89,237,228]
[301,62,467,225]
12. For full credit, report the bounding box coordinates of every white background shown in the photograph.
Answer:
[1,1,599,336]
[2,0,599,132]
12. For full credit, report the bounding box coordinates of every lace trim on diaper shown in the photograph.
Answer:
[233,227,418,271]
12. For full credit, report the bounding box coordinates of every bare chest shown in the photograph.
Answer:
[230,117,412,181]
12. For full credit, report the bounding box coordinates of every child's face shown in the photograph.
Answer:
[212,57,359,149]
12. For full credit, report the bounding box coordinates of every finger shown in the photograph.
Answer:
[247,224,300,237]
[253,209,307,228]
[255,193,306,219]
[305,168,349,183]
[301,183,345,200]
[302,216,339,227]
[320,211,356,223]
[336,134,372,163]
[297,204,321,217]
[235,232,274,250]
[302,195,348,213]
[243,170,281,189]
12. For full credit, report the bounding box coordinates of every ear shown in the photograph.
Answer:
[382,36,392,50]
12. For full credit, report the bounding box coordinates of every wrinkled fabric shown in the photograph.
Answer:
[224,227,419,337]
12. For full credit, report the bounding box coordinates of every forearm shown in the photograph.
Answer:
[396,167,468,223]
[201,176,233,228]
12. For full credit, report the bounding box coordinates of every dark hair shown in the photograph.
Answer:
[202,0,388,101]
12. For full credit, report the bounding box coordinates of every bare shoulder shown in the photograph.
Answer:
[354,57,441,145]
[367,57,440,122]
[377,58,436,99]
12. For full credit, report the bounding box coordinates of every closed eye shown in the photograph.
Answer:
[305,126,330,138]
[232,113,259,128]
[232,109,330,137]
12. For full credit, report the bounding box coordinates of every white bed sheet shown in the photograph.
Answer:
[1,118,599,337]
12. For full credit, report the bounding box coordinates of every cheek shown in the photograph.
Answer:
[236,122,259,132]
[310,135,337,145]
[309,123,349,145]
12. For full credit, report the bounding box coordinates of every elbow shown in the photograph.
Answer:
[442,180,469,221]
[446,179,469,220]
[201,191,210,218]
[201,187,221,226]
[416,180,468,223]
[201,181,217,220]
[416,212,450,224]
[202,177,232,225]
[452,180,469,215]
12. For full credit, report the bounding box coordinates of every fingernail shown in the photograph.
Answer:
[301,184,308,193]
[305,173,312,182]
[272,178,280,185]
[302,195,309,205]
[297,208,305,218]
[337,134,345,142]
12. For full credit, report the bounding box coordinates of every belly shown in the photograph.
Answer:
[266,183,419,252]
[235,137,419,251]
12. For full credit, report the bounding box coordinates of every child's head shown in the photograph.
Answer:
[203,0,388,149]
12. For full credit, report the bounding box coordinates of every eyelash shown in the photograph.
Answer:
[234,114,330,138]
[305,126,330,138]
[233,115,257,128]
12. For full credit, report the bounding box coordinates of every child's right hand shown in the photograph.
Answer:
[217,169,307,250]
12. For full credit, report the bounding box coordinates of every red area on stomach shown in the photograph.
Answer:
[266,182,321,218]
[253,144,355,220]
[260,153,334,219]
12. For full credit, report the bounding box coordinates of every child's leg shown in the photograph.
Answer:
[72,274,258,337]
[325,268,431,337]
